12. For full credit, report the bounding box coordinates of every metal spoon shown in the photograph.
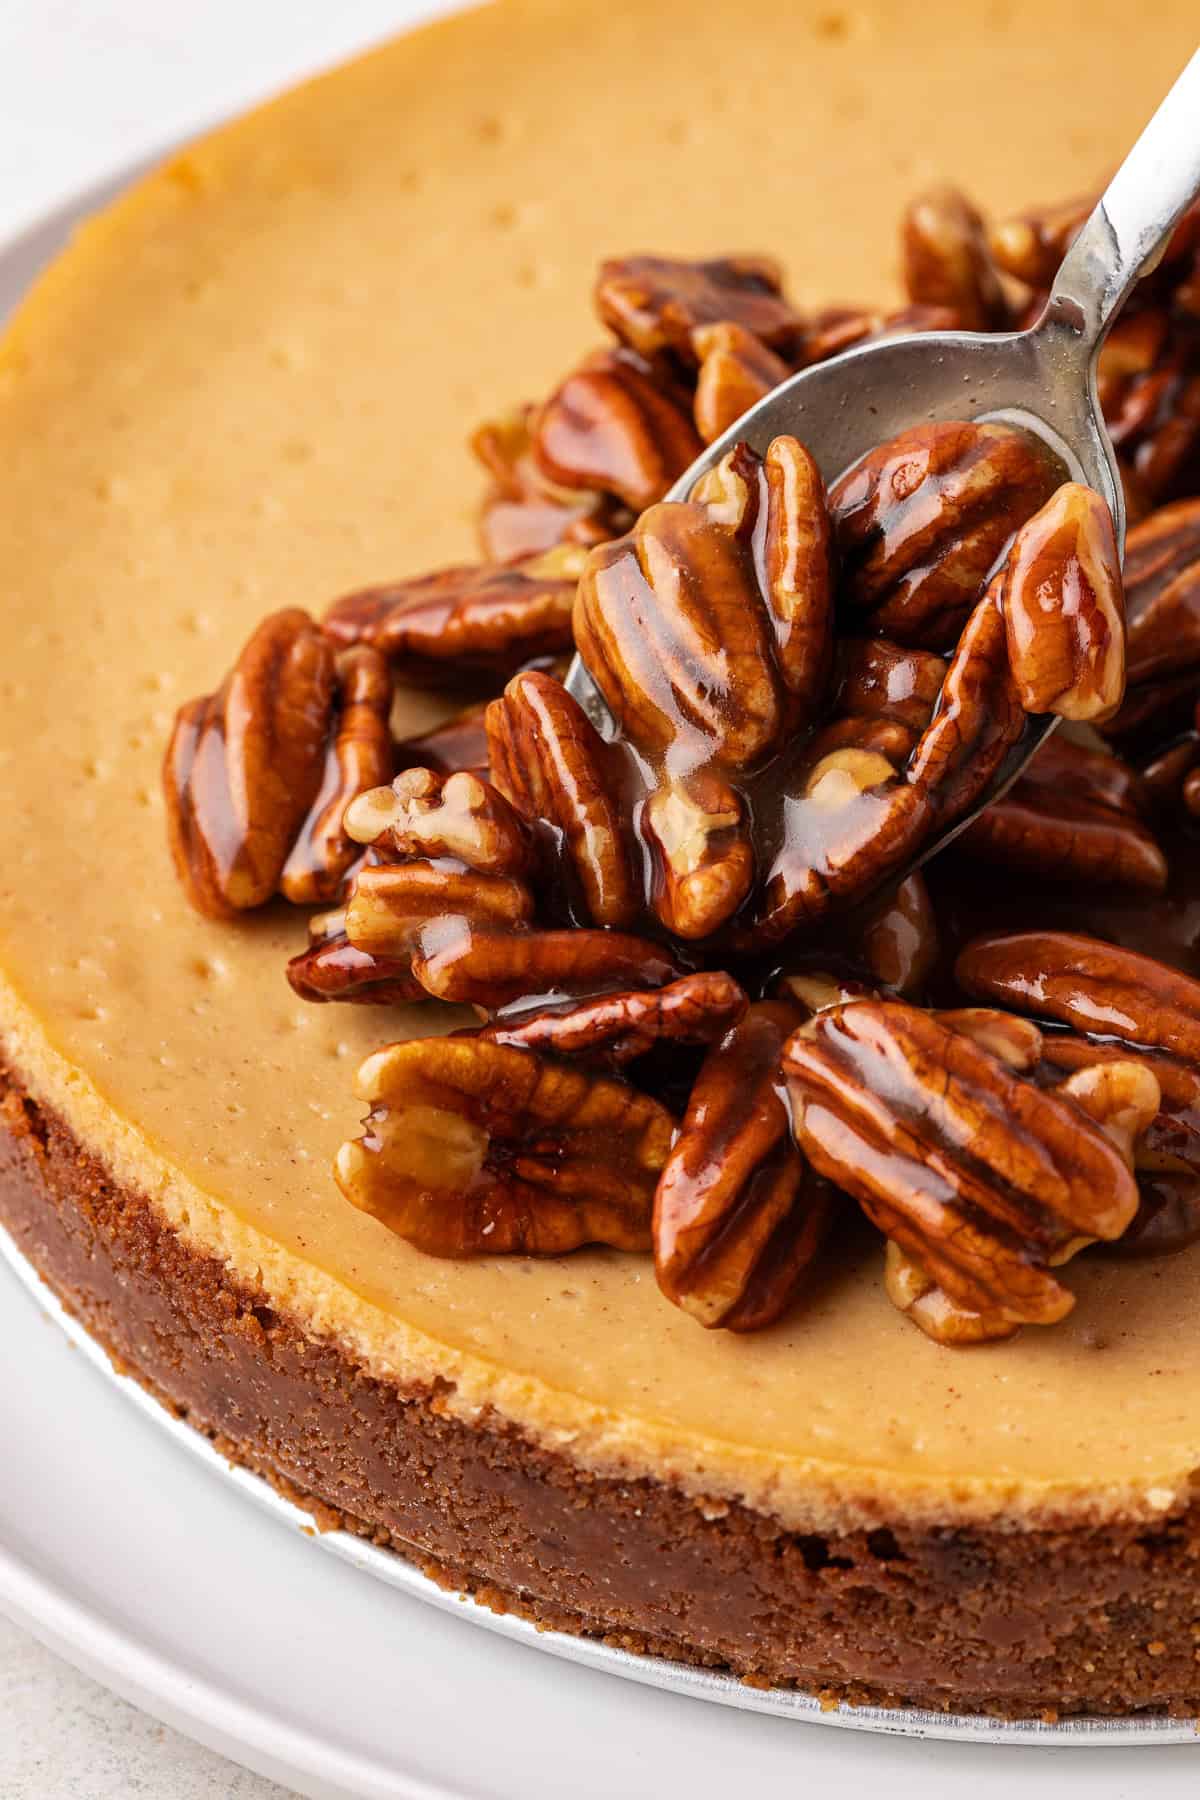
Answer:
[565,46,1200,861]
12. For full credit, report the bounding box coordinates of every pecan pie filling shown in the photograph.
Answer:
[163,183,1200,1351]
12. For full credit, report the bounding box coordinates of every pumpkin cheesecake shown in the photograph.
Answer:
[4,0,1200,1719]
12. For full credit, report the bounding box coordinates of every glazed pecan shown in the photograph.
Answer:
[532,347,702,513]
[164,608,337,919]
[798,303,963,368]
[958,734,1167,891]
[858,871,938,997]
[323,546,584,683]
[411,923,683,1010]
[884,1241,1018,1346]
[691,321,790,444]
[344,767,533,878]
[987,192,1091,288]
[955,930,1200,1066]
[829,420,1061,648]
[1000,483,1125,721]
[279,644,394,905]
[595,254,802,361]
[655,1001,831,1330]
[486,669,639,927]
[1103,498,1200,738]
[641,771,755,940]
[345,861,533,958]
[336,1037,673,1255]
[755,574,1024,939]
[901,186,1010,332]
[784,1000,1139,1325]
[285,907,424,1006]
[471,406,622,561]
[575,436,832,766]
[480,970,746,1064]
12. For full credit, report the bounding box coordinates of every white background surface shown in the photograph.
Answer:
[3,4,1200,1797]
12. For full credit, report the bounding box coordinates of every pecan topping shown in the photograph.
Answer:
[784,1000,1139,1325]
[955,930,1200,1066]
[532,348,702,513]
[691,321,790,444]
[959,735,1167,891]
[655,1001,830,1330]
[480,971,746,1065]
[411,924,683,1011]
[901,186,1010,332]
[471,406,621,562]
[323,546,584,683]
[884,1242,1018,1347]
[988,192,1090,288]
[642,771,755,940]
[858,871,938,997]
[336,1038,673,1255]
[1103,498,1200,737]
[345,862,533,958]
[1001,483,1125,721]
[164,608,337,919]
[285,908,424,1006]
[486,669,639,927]
[345,768,533,878]
[830,420,1062,648]
[594,254,801,360]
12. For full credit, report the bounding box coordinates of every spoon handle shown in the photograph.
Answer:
[1044,45,1200,353]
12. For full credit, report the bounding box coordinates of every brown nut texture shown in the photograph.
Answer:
[323,546,584,683]
[1001,483,1125,722]
[595,254,801,361]
[958,734,1167,891]
[286,908,425,1006]
[336,1037,674,1256]
[857,871,938,997]
[655,1001,831,1330]
[830,420,1062,648]
[1103,499,1200,738]
[344,862,533,957]
[642,771,755,940]
[884,1242,1018,1346]
[486,670,639,927]
[164,608,337,919]
[411,923,683,1010]
[901,187,1010,332]
[480,971,747,1065]
[783,1000,1139,1324]
[955,930,1200,1066]
[532,348,702,513]
[691,322,790,444]
[471,406,622,562]
[345,767,533,878]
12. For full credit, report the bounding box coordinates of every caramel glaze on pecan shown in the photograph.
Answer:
[655,1000,832,1331]
[479,970,746,1066]
[336,1037,674,1256]
[783,1000,1141,1328]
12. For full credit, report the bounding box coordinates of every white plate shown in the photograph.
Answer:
[1,90,1199,1800]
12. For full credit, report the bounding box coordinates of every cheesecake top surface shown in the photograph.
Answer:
[3,0,1200,1529]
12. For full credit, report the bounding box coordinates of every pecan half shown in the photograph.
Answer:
[480,970,746,1064]
[655,1001,830,1330]
[285,907,424,1005]
[164,608,336,919]
[642,771,755,940]
[798,302,964,368]
[471,406,622,561]
[988,193,1090,288]
[901,186,1010,332]
[858,871,938,997]
[955,930,1200,1066]
[336,1038,673,1255]
[280,645,394,906]
[830,420,1061,648]
[884,1242,1018,1346]
[411,923,683,1010]
[486,669,639,927]
[323,546,584,683]
[344,862,533,957]
[532,348,702,513]
[958,734,1166,891]
[1103,498,1200,738]
[575,437,833,767]
[1001,484,1125,721]
[691,321,790,444]
[783,1000,1139,1324]
[344,767,533,878]
[595,254,801,360]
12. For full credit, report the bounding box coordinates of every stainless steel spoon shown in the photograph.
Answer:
[565,45,1200,861]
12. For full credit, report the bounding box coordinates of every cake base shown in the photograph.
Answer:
[4,1063,1200,1721]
